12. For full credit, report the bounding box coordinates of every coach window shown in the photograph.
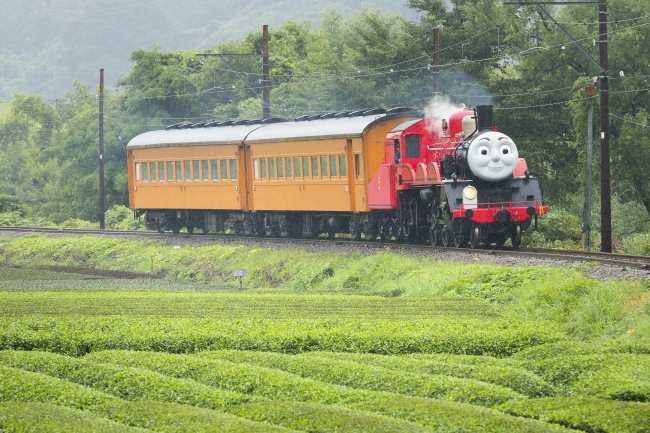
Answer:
[260,159,267,179]
[159,162,165,182]
[220,160,228,181]
[277,158,283,178]
[150,162,157,182]
[211,160,218,181]
[167,161,173,182]
[303,157,309,178]
[355,154,361,179]
[135,163,141,181]
[339,155,347,177]
[269,158,275,179]
[253,159,259,180]
[321,156,328,178]
[286,158,292,178]
[311,156,318,177]
[142,163,148,181]
[193,161,200,181]
[330,156,337,177]
[175,161,181,181]
[202,160,209,181]
[294,157,300,177]
[405,135,421,159]
[184,161,191,181]
[230,160,237,181]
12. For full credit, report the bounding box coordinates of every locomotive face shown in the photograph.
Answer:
[467,131,519,182]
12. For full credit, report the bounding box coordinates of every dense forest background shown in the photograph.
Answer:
[0,0,649,247]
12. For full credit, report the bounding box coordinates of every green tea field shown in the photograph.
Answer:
[1,235,650,432]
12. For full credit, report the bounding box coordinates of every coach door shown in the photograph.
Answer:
[239,144,252,210]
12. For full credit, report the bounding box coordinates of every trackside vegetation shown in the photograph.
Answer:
[1,234,650,431]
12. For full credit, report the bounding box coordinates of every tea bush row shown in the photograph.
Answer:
[0,364,289,433]
[200,350,523,407]
[498,397,650,433]
[86,350,566,432]
[320,352,555,397]
[0,402,149,433]
[521,353,650,402]
[0,290,497,320]
[0,316,566,357]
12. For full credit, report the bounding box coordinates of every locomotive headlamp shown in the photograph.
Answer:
[463,186,478,200]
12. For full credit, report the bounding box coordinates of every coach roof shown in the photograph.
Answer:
[126,112,421,149]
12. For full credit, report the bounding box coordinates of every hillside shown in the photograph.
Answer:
[0,0,418,100]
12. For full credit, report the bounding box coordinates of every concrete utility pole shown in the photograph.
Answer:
[432,27,440,95]
[599,0,611,252]
[504,1,611,251]
[263,25,270,119]
[99,69,105,230]
[586,104,594,251]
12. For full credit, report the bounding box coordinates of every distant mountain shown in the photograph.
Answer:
[0,0,419,100]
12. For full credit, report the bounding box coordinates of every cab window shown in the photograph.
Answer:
[405,135,421,159]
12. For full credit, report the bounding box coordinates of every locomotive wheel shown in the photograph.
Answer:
[364,221,377,242]
[380,219,391,242]
[429,226,441,246]
[469,226,481,249]
[511,224,522,249]
[453,233,466,248]
[495,237,506,247]
[441,227,451,247]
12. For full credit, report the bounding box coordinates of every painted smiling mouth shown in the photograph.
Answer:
[488,166,504,171]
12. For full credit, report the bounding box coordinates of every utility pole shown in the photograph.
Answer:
[263,25,270,119]
[99,69,105,230]
[432,27,440,95]
[504,1,610,252]
[599,0,611,252]
[585,104,593,251]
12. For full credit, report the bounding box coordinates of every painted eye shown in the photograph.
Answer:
[499,144,511,155]
[477,145,489,156]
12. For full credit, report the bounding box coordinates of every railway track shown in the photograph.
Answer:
[2,225,650,271]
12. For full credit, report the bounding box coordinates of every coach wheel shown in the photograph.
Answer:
[441,227,451,247]
[469,226,481,249]
[511,224,522,249]
[186,224,194,234]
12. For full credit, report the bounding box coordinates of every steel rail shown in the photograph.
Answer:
[2,226,650,270]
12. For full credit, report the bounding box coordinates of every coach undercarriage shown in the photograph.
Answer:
[141,185,530,248]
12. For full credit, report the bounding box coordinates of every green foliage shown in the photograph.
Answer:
[0,402,149,433]
[201,350,524,407]
[0,315,564,357]
[105,205,144,230]
[0,363,290,432]
[499,397,650,433]
[0,350,254,408]
[323,352,555,398]
[86,350,564,432]
[0,195,29,216]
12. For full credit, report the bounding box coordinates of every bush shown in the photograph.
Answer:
[105,205,144,230]
[323,352,555,397]
[0,315,566,357]
[0,402,147,433]
[0,195,29,217]
[199,350,524,407]
[499,397,650,433]
[0,363,289,433]
[0,350,254,409]
[86,350,563,433]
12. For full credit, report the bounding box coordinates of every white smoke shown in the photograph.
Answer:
[423,94,467,134]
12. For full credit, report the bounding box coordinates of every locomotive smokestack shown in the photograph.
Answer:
[476,105,494,132]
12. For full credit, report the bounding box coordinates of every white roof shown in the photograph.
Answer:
[126,112,422,149]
